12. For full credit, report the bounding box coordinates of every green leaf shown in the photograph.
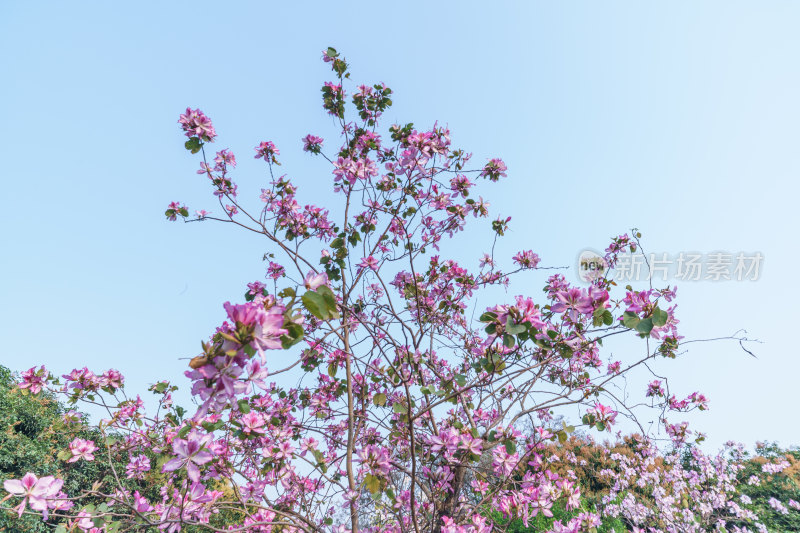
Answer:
[317,285,340,318]
[184,137,202,154]
[454,374,467,387]
[502,334,515,348]
[364,474,381,495]
[652,307,669,327]
[237,399,250,414]
[327,363,338,378]
[622,311,640,329]
[277,287,295,300]
[392,402,407,414]
[281,322,304,349]
[602,309,614,326]
[302,291,328,319]
[635,318,654,335]
[373,393,387,406]
[504,440,516,454]
[505,317,527,335]
[479,311,498,323]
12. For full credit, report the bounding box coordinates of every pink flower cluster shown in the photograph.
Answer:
[178,107,216,142]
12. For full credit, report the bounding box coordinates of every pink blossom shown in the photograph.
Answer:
[267,261,285,280]
[551,288,593,319]
[214,149,236,168]
[588,402,617,426]
[178,107,216,141]
[132,491,154,513]
[479,158,507,181]
[247,280,266,297]
[512,250,541,269]
[19,366,48,394]
[67,438,97,462]
[99,368,124,389]
[162,432,214,483]
[358,256,379,272]
[72,510,95,530]
[646,380,665,398]
[3,473,64,518]
[254,141,280,164]
[239,411,266,435]
[302,134,324,153]
[304,271,329,290]
[125,454,151,479]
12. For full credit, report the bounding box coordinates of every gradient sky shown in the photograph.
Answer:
[1,1,798,452]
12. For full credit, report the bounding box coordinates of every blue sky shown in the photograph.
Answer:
[1,1,798,451]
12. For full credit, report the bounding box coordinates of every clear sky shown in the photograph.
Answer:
[1,1,798,452]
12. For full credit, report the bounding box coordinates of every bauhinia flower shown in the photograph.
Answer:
[304,270,329,290]
[358,256,379,272]
[67,438,97,462]
[18,366,48,394]
[179,107,216,142]
[302,134,324,153]
[3,473,63,518]
[162,432,214,483]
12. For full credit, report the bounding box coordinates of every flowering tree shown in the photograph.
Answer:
[1,49,742,533]
[576,437,770,532]
[490,434,791,532]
